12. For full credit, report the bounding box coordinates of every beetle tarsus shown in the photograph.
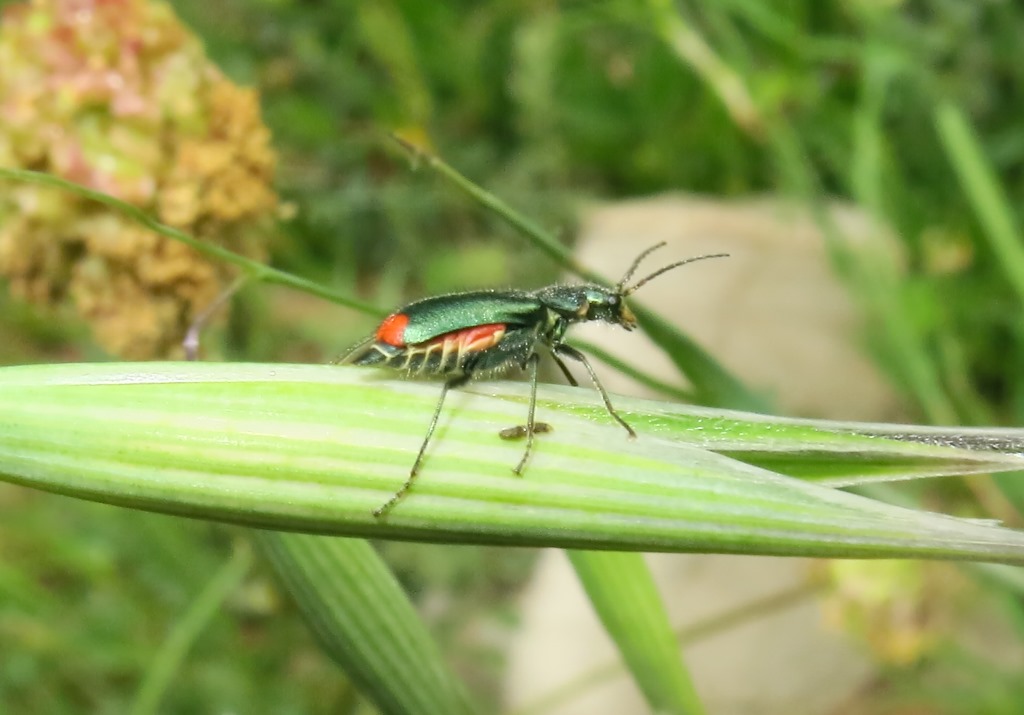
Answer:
[500,422,552,440]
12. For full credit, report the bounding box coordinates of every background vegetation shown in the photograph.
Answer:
[1,0,1024,712]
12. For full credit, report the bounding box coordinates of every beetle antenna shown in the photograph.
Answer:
[623,253,729,296]
[616,242,668,291]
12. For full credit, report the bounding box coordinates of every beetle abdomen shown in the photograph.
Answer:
[344,323,509,377]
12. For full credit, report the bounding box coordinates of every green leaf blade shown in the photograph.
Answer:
[569,551,704,715]
[0,362,1022,563]
[258,533,478,715]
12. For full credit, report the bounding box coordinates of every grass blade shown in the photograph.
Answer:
[569,551,704,715]
[258,532,478,715]
[0,362,1022,562]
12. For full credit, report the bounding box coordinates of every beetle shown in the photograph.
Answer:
[339,242,727,516]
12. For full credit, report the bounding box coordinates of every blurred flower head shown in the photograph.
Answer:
[0,0,277,358]
[821,559,964,665]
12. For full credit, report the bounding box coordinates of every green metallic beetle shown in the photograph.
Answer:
[340,242,727,515]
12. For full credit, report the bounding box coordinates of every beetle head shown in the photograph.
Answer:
[541,245,725,330]
[580,286,637,329]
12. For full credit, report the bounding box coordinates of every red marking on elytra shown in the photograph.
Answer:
[376,313,410,346]
[425,323,506,353]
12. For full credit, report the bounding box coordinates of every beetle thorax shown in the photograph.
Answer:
[533,284,636,332]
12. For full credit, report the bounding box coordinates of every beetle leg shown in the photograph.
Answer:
[509,351,541,475]
[554,344,637,439]
[373,374,467,517]
[550,352,580,387]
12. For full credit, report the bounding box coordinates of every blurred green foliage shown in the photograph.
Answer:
[170,0,1024,424]
[0,489,355,714]
[3,0,1024,712]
